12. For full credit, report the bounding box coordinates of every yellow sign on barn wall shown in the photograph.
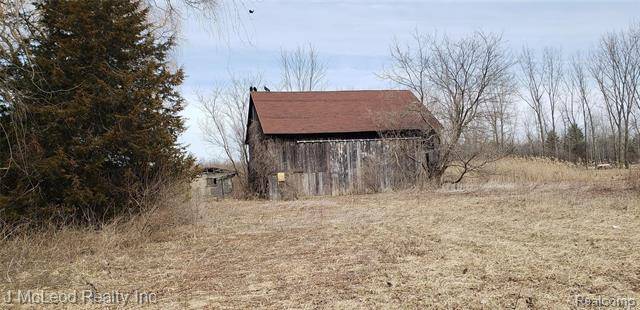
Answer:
[277,172,286,182]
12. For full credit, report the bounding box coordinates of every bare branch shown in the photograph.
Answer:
[280,44,327,91]
[196,73,262,193]
[380,31,514,183]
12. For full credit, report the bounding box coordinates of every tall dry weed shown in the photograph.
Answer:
[627,169,640,192]
[482,156,624,184]
[0,179,206,291]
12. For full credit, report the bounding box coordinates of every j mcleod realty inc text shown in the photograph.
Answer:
[3,289,156,305]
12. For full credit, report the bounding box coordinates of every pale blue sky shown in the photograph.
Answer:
[176,0,640,160]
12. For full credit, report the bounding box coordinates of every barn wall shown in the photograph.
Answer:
[266,137,437,199]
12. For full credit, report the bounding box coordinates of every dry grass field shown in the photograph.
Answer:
[1,158,639,309]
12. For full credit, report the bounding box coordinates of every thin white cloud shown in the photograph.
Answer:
[179,0,640,159]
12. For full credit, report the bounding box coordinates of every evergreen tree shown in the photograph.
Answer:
[544,130,559,158]
[0,0,194,224]
[564,124,586,164]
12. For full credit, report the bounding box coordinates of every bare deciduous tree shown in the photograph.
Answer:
[561,66,578,133]
[0,0,41,197]
[378,32,430,104]
[280,44,327,91]
[146,0,245,36]
[197,74,262,193]
[484,78,517,151]
[518,47,547,155]
[590,24,640,168]
[542,47,564,149]
[568,54,598,165]
[381,31,513,183]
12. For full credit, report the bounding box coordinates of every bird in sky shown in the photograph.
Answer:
[249,9,254,14]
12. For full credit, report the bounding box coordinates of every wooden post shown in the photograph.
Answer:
[221,178,225,199]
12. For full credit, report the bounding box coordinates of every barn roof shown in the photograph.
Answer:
[249,90,441,136]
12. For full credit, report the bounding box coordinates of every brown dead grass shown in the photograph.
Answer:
[488,157,631,184]
[628,169,640,193]
[1,157,639,309]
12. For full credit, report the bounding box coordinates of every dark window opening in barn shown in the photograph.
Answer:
[206,178,217,187]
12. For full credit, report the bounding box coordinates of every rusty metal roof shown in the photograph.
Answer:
[249,90,441,135]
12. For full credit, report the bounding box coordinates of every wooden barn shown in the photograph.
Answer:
[245,90,442,199]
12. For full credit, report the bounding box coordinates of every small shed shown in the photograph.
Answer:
[193,167,236,198]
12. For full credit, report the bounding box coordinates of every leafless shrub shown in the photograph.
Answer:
[246,121,278,198]
[441,143,504,184]
[361,155,383,193]
[384,137,434,189]
[125,171,197,237]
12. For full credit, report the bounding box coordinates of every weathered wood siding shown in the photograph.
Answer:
[266,138,436,199]
[192,174,234,198]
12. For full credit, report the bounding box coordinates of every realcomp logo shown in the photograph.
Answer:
[576,295,636,309]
